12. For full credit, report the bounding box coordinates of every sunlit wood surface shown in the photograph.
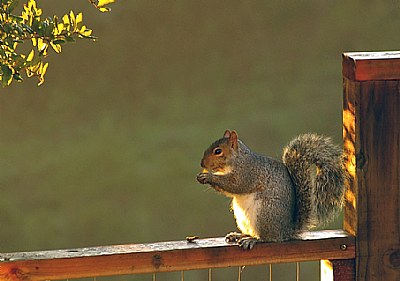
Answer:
[0,230,354,281]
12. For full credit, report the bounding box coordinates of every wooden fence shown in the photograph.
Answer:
[0,230,353,280]
[342,51,400,281]
[0,51,399,281]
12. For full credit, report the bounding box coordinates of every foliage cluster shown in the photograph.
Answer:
[0,0,114,87]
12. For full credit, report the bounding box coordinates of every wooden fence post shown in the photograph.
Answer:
[342,51,400,281]
[321,259,355,281]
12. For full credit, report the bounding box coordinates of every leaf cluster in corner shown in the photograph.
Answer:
[0,0,112,87]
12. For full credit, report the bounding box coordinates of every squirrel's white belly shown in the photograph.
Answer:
[231,194,260,238]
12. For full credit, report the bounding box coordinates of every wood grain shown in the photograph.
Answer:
[0,230,355,281]
[343,51,400,280]
[321,259,356,281]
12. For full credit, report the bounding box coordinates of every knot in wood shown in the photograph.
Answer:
[384,248,400,269]
[355,152,366,169]
[152,254,163,269]
[9,267,27,280]
[389,249,400,269]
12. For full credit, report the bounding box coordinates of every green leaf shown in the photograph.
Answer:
[52,39,65,44]
[15,24,24,34]
[65,36,75,42]
[13,56,26,70]
[9,15,24,23]
[3,23,13,33]
[13,72,23,82]
[1,64,13,87]
[5,36,14,47]
[45,21,54,37]
[32,19,40,32]
[6,0,19,13]
[22,24,34,34]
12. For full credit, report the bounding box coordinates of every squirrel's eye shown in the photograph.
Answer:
[213,148,223,155]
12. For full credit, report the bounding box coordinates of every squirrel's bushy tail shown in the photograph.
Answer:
[282,134,346,232]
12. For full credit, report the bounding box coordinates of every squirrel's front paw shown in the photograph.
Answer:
[225,232,258,250]
[225,232,246,243]
[196,173,210,184]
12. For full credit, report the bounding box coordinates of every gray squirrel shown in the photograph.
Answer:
[196,130,346,249]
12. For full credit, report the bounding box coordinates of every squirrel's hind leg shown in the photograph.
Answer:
[238,237,259,250]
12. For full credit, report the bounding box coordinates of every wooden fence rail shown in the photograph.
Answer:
[0,230,355,281]
[0,230,354,281]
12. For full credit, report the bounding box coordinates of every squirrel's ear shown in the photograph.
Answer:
[229,130,238,151]
[223,130,231,138]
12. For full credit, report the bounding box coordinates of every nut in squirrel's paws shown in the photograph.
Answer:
[196,172,209,184]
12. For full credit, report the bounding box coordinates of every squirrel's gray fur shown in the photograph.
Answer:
[197,130,346,245]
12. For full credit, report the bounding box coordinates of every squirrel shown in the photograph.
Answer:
[196,130,346,249]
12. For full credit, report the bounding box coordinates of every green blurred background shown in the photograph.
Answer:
[1,1,400,280]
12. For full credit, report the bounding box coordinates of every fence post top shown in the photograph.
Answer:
[343,50,400,81]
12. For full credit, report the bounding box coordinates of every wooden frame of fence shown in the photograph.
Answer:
[0,230,353,280]
[0,51,399,281]
[342,51,400,281]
